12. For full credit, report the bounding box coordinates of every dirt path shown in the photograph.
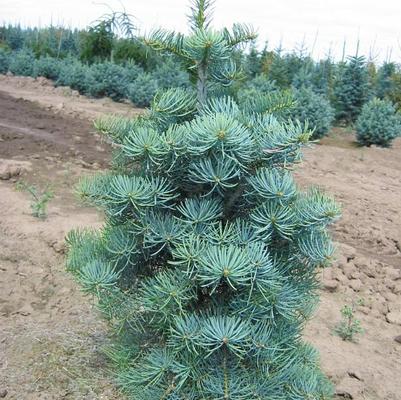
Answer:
[0,75,400,399]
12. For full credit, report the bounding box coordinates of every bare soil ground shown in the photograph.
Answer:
[0,76,400,400]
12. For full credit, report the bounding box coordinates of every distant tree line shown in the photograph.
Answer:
[1,22,401,144]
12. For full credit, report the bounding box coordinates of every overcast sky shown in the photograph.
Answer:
[2,0,401,62]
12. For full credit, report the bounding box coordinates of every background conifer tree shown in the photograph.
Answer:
[66,1,340,398]
[376,62,396,100]
[333,55,370,123]
[286,86,335,140]
[244,44,262,78]
[312,58,335,97]
[356,98,401,147]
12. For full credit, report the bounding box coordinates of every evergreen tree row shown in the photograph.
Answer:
[242,48,401,120]
[3,22,401,115]
[2,17,401,145]
[0,48,190,107]
[0,22,160,69]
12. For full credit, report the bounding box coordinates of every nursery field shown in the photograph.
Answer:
[0,76,401,399]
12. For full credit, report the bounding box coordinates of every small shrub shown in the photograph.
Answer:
[127,72,159,107]
[8,49,35,76]
[0,49,10,73]
[85,62,129,101]
[16,181,54,219]
[334,302,364,342]
[287,87,334,140]
[56,60,93,94]
[356,98,401,147]
[33,56,62,80]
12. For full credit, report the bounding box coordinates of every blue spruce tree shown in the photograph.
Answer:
[333,55,370,123]
[376,62,396,100]
[66,1,340,398]
[356,98,401,147]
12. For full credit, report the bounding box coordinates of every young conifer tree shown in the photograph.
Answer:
[333,55,370,123]
[376,62,396,100]
[66,1,340,398]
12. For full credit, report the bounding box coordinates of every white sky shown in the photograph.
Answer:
[1,0,401,62]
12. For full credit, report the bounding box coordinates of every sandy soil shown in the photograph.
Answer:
[0,75,400,400]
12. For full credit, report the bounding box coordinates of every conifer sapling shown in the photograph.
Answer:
[356,98,401,147]
[333,55,370,123]
[66,1,340,398]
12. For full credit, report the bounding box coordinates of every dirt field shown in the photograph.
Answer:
[0,76,400,400]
